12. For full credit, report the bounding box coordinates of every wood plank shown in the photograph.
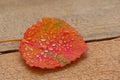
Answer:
[0,0,120,51]
[0,38,120,80]
[0,0,120,80]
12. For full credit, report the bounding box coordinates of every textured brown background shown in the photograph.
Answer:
[0,0,120,51]
[0,0,120,80]
[0,38,120,80]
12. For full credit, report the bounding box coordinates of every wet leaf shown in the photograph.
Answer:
[19,18,88,69]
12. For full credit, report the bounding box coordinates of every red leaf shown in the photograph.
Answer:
[19,18,88,69]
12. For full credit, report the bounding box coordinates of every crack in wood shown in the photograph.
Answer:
[0,49,18,55]
[0,36,119,55]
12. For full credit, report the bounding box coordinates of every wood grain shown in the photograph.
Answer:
[0,38,120,80]
[0,0,120,52]
[0,0,120,80]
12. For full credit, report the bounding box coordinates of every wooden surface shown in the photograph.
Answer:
[0,0,120,80]
[0,0,120,51]
[0,38,120,80]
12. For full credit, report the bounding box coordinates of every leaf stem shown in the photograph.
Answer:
[0,39,22,43]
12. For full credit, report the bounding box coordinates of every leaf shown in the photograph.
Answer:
[19,18,87,69]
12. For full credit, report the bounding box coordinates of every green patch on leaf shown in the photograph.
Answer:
[44,23,49,31]
[44,25,48,31]
[55,22,61,27]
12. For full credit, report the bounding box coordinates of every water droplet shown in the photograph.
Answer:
[36,55,39,58]
[67,39,71,42]
[59,48,62,51]
[41,52,44,55]
[64,31,69,33]
[66,44,69,46]
[30,48,33,51]
[70,45,73,47]
[40,43,43,46]
[59,40,62,44]
[49,47,53,51]
[44,55,47,58]
[41,38,46,41]
[71,38,74,41]
[52,44,56,47]
[44,50,48,53]
[26,53,30,56]
[48,37,50,39]
[41,45,47,49]
[64,41,67,43]
[58,43,61,46]
[25,47,28,50]
[50,32,53,34]
[67,47,70,49]
[40,59,42,61]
